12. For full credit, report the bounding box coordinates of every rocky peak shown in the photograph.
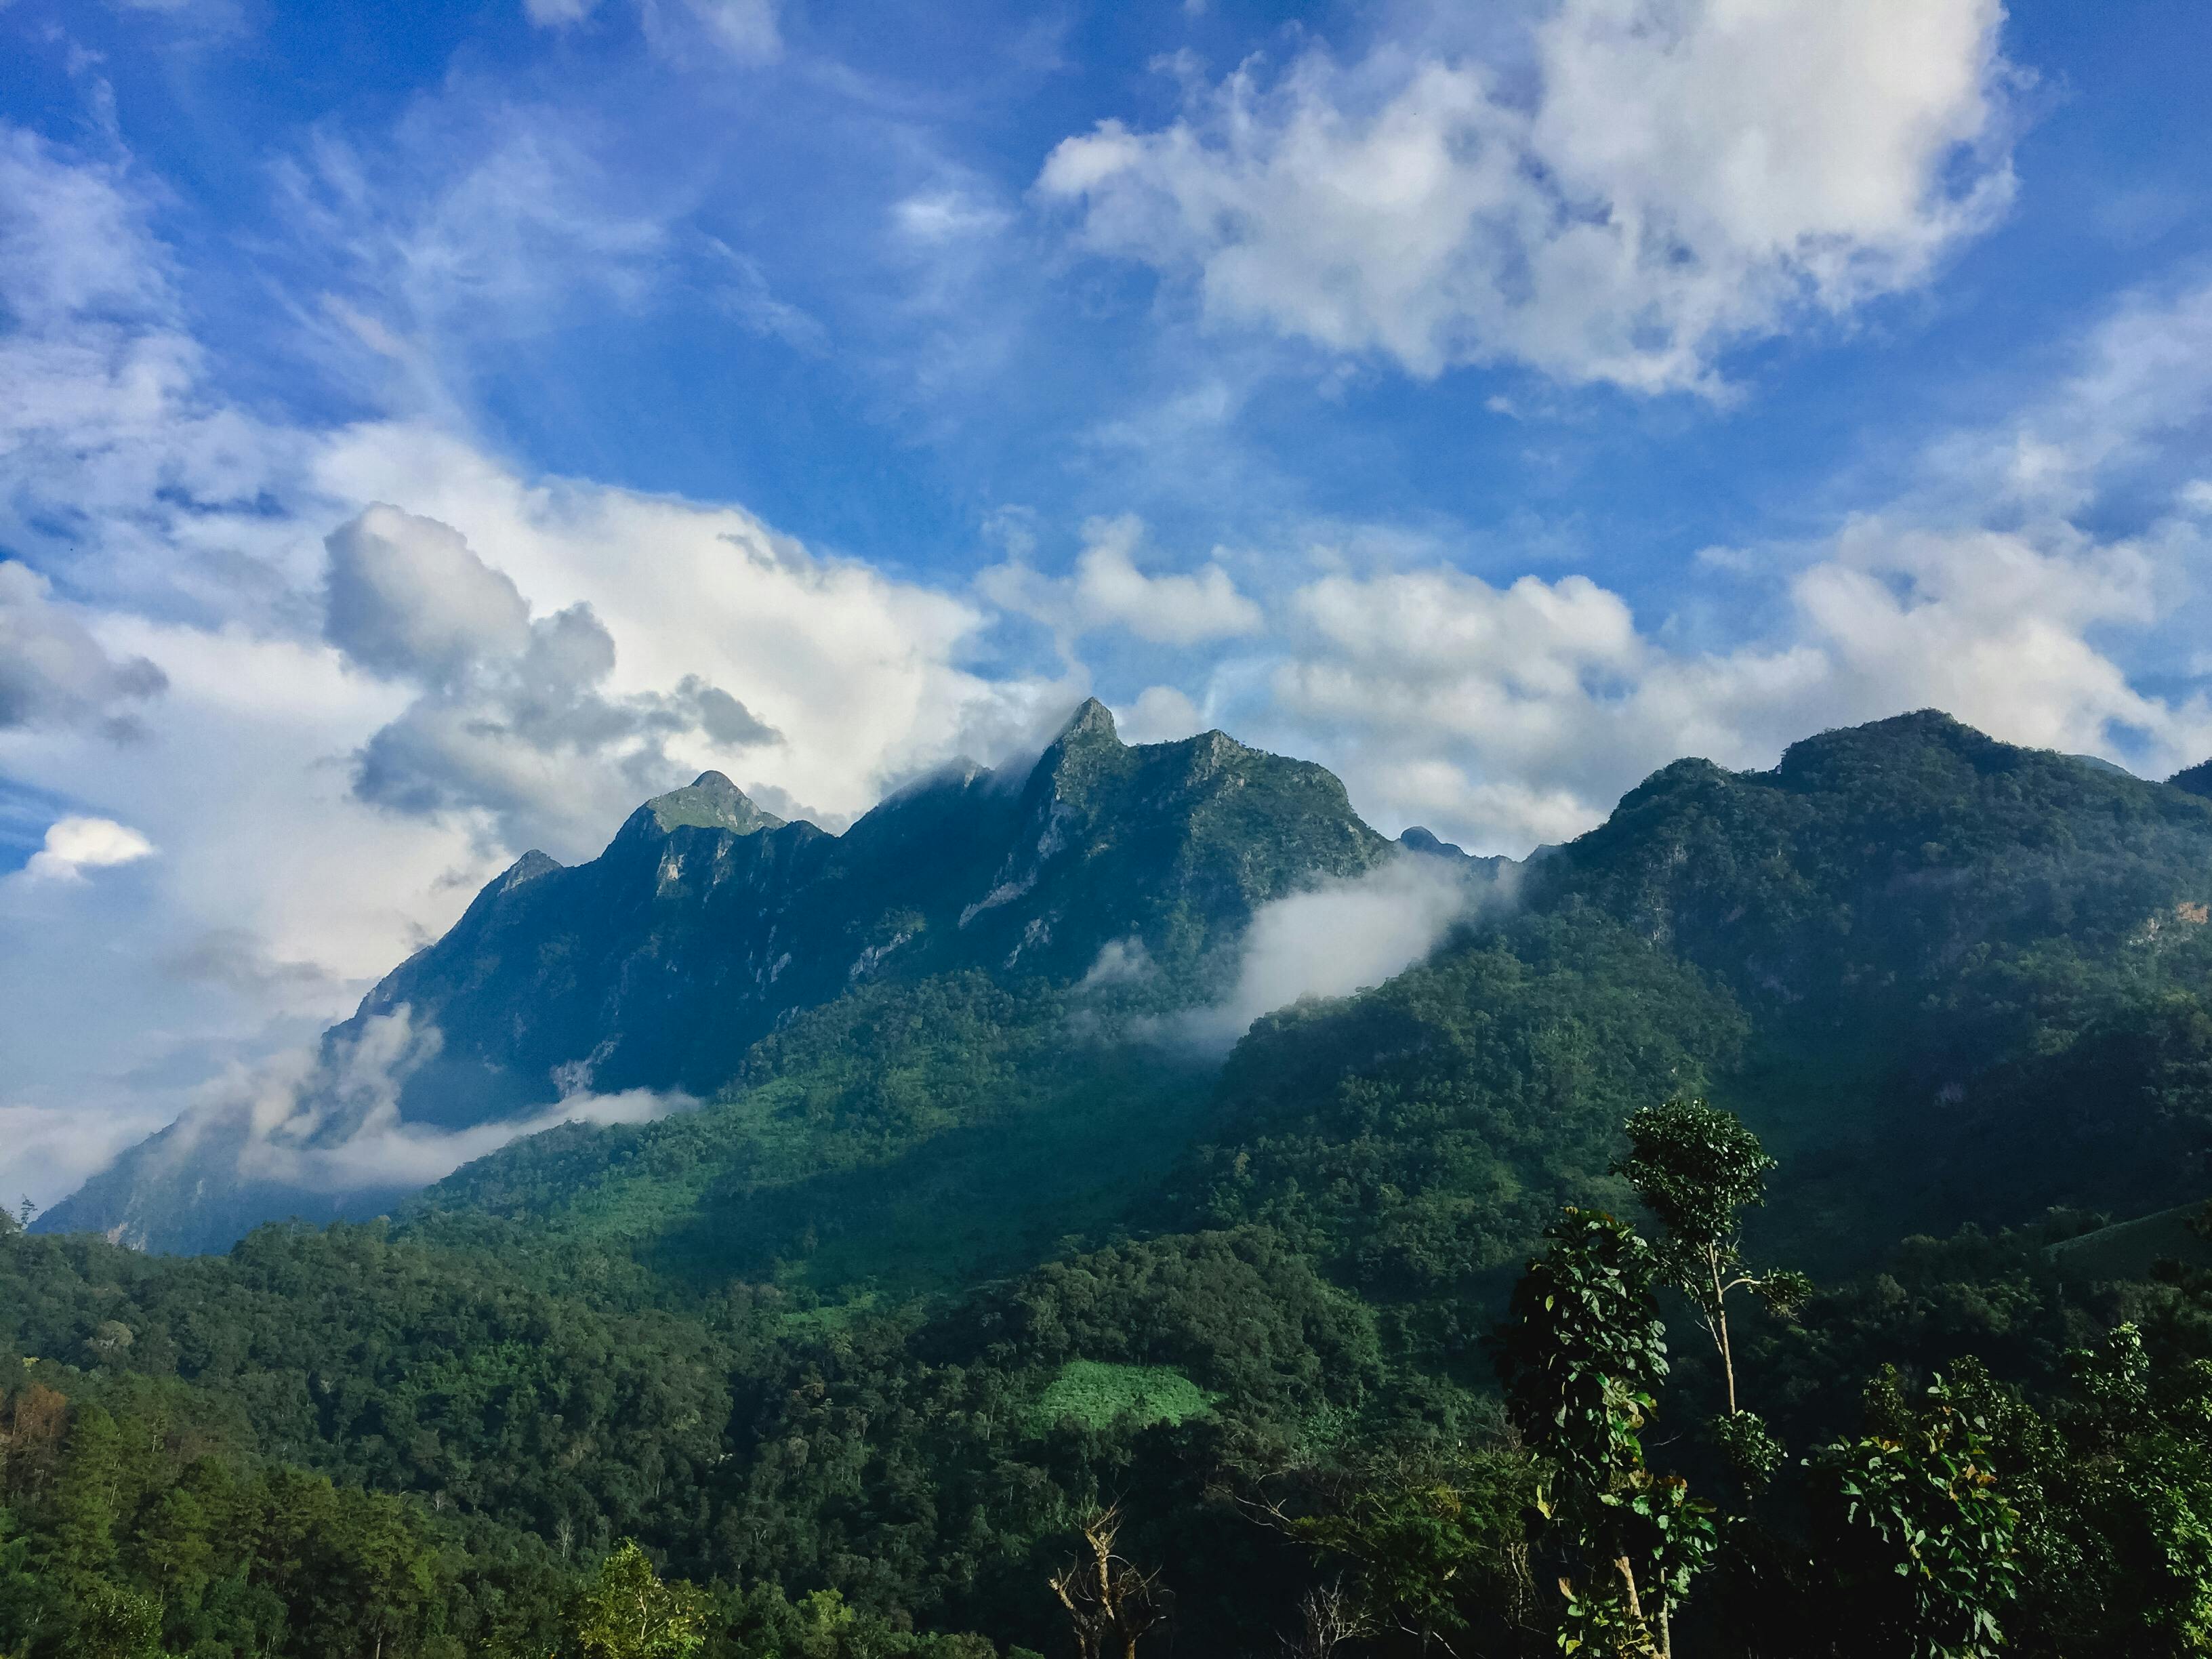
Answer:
[1019,697,1135,819]
[1055,697,1121,749]
[626,771,787,840]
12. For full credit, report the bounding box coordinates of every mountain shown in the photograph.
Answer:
[1192,710,2212,1294]
[20,706,2212,1658]
[37,701,1408,1253]
[44,707,2212,1282]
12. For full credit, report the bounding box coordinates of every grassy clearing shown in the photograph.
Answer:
[1026,1360,1216,1433]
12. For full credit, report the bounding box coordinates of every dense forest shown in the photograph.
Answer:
[14,709,2212,1655]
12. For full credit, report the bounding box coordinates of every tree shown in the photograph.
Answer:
[46,1400,126,1581]
[1282,1580,1368,1659]
[1244,1441,1540,1655]
[1498,1208,1715,1658]
[1611,1100,1808,1420]
[1805,1370,2018,1659]
[72,1581,168,1659]
[2007,1324,2212,1654]
[564,1539,708,1659]
[1047,1506,1171,1659]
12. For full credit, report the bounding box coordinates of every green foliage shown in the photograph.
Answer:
[1613,1100,1803,1418]
[411,973,1218,1301]
[69,1580,165,1659]
[27,711,2212,1658]
[1194,910,1748,1300]
[1500,1208,1717,1654]
[1805,1372,2020,1659]
[1025,1364,1213,1434]
[565,1540,708,1659]
[1614,1101,1775,1259]
[1257,1440,1542,1652]
[1705,1412,1786,1494]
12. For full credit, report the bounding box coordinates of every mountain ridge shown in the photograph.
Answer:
[37,699,1404,1252]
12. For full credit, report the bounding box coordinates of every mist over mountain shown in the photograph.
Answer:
[37,700,1477,1254]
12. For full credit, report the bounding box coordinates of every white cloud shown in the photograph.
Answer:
[132,1005,698,1200]
[0,560,168,735]
[893,189,1012,247]
[324,505,533,684]
[1179,855,1481,1043]
[523,0,599,23]
[1268,512,2211,854]
[1240,272,2212,852]
[1038,0,2018,392]
[321,503,785,857]
[21,815,156,882]
[981,513,1263,647]
[1117,684,1206,744]
[0,121,1053,1208]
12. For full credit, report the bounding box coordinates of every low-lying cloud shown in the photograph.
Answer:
[168,1005,697,1197]
[1176,853,1491,1045]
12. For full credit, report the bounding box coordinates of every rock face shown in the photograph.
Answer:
[340,699,1393,1122]
[42,702,1397,1251]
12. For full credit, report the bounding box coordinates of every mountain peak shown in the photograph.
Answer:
[1399,825,1467,859]
[498,848,563,889]
[2171,758,2212,800]
[1054,697,1120,747]
[633,771,785,838]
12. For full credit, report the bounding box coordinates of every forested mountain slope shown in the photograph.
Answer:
[16,708,2212,1658]
[409,710,2212,1310]
[39,701,1409,1254]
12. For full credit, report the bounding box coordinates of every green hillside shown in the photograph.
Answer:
[17,708,2212,1657]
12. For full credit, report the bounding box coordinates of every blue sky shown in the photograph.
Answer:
[4,0,2212,1206]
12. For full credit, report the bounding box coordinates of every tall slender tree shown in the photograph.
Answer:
[1499,1208,1715,1658]
[1611,1100,1808,1420]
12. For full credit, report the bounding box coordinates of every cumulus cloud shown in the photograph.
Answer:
[1038,0,2019,392]
[1271,516,2212,853]
[324,506,532,684]
[1231,271,2212,853]
[321,504,785,855]
[21,816,157,882]
[1179,855,1485,1044]
[981,513,1262,647]
[1117,684,1208,744]
[0,560,168,735]
[0,125,1054,1210]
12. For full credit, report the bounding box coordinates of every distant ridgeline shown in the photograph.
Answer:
[39,703,2212,1291]
[17,705,2212,1658]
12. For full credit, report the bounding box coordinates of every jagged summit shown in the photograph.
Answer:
[2171,758,2212,800]
[630,770,787,838]
[1052,696,1121,748]
[499,848,563,886]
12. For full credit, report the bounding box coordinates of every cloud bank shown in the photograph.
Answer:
[1040,0,2019,392]
[181,1006,697,1197]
